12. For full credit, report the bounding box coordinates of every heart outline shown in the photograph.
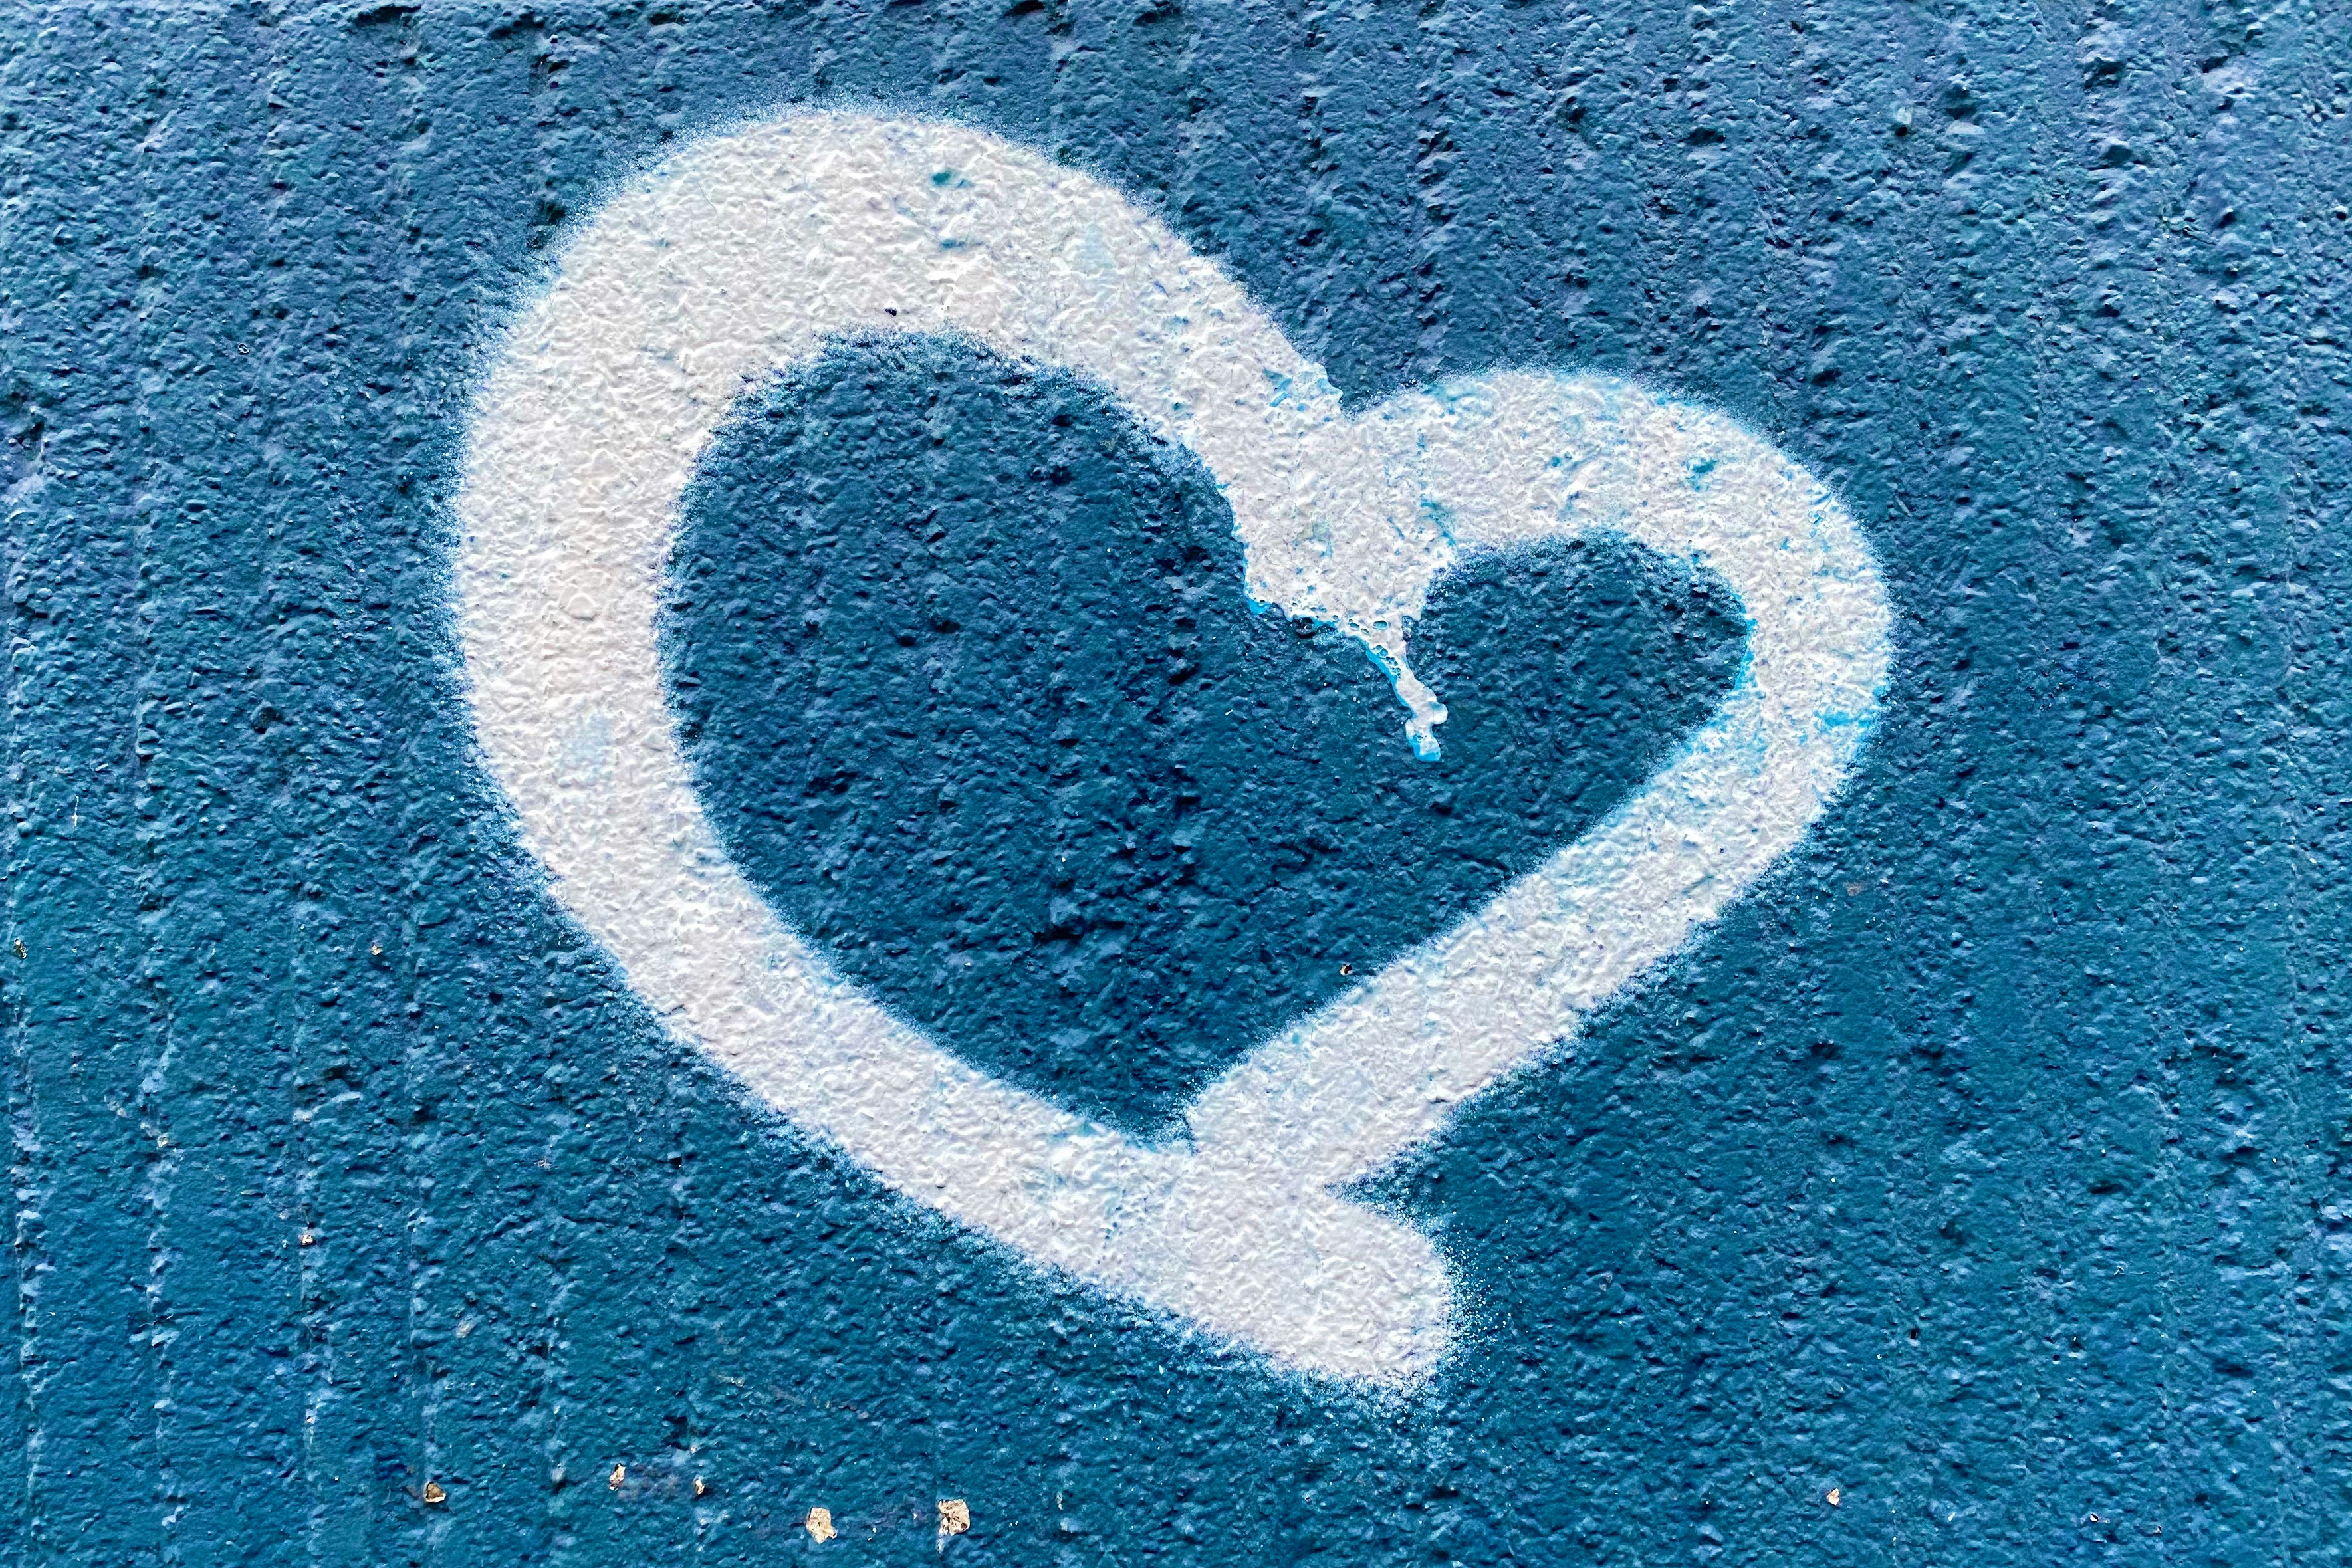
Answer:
[453,110,1891,1387]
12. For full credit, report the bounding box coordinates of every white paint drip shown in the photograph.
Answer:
[453,111,1893,1387]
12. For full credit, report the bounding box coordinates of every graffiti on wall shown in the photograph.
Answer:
[15,5,2337,1557]
[456,112,1891,1383]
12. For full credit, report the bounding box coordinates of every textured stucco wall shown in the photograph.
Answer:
[5,2,2349,1563]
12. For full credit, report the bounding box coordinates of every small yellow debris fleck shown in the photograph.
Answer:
[608,1464,626,1490]
[937,1498,971,1537]
[693,1478,707,1498]
[298,1229,316,1246]
[371,943,382,957]
[804,1506,836,1543]
[420,1481,446,1505]
[1827,1488,1841,1507]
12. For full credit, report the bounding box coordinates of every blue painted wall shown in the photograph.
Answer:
[667,336,1742,1136]
[4,1,2348,1563]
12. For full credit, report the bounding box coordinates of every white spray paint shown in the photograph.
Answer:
[453,111,1893,1387]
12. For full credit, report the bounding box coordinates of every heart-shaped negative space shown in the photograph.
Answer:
[661,336,1745,1139]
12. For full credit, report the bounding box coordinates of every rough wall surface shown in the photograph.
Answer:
[3,1,2349,1563]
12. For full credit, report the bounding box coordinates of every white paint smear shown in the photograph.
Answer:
[453,110,1893,1387]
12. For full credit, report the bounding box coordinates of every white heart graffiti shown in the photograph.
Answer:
[454,111,1892,1387]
